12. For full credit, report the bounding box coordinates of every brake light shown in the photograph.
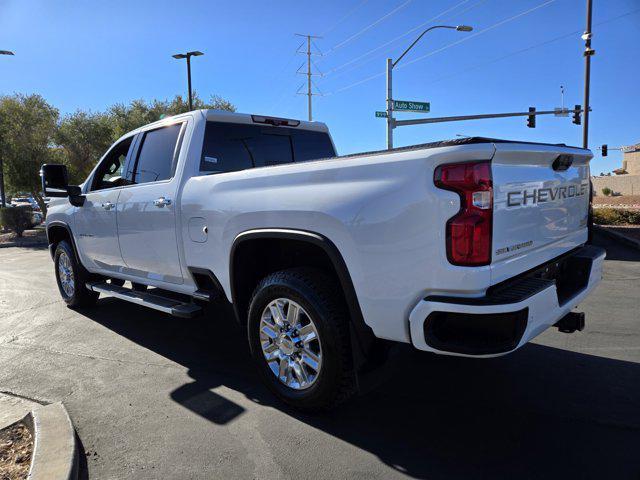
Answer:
[434,161,493,266]
[251,115,300,127]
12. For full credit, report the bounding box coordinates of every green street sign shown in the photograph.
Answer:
[393,100,430,113]
[375,111,388,118]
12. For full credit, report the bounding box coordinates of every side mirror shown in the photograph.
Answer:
[40,164,70,197]
[40,164,85,206]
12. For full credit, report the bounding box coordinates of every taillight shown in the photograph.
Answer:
[434,161,493,266]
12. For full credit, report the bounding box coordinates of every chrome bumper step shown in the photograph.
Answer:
[86,281,202,318]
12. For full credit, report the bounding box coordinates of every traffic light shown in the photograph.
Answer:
[573,105,581,125]
[527,107,536,128]
[601,144,608,157]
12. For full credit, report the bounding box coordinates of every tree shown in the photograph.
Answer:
[0,94,59,215]
[55,110,115,184]
[1,92,235,215]
[109,93,235,139]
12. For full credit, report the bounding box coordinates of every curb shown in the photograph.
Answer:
[0,241,48,249]
[594,225,640,251]
[27,402,78,480]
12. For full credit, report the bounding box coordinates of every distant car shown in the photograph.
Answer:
[11,197,40,211]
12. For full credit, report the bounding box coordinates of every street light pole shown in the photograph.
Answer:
[0,49,15,208]
[172,51,204,111]
[384,56,395,150]
[385,25,472,150]
[186,54,193,111]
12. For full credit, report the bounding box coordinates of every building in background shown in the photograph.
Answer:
[592,142,640,196]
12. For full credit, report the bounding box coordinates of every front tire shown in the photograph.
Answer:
[54,240,99,308]
[247,268,355,411]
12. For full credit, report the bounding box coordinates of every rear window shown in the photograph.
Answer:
[200,122,335,174]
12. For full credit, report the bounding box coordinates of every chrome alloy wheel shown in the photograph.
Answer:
[57,251,75,297]
[259,298,322,390]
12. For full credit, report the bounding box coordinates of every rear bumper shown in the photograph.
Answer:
[408,245,606,357]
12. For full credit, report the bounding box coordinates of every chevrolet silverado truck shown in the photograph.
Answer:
[41,109,605,410]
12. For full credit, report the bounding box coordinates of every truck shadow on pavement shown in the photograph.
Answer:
[84,296,640,480]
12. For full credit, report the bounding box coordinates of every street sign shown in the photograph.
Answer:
[375,111,388,118]
[393,100,430,113]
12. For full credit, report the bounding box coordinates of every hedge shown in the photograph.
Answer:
[0,206,33,237]
[593,208,640,226]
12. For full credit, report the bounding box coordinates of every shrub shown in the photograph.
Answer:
[0,206,32,237]
[593,207,640,226]
[602,187,612,196]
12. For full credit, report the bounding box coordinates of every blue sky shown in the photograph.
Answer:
[1,0,638,174]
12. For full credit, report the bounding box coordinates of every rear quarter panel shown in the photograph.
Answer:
[181,143,496,343]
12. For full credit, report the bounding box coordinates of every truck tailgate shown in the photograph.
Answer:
[490,142,592,284]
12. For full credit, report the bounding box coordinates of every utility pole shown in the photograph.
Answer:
[582,0,594,149]
[295,34,322,121]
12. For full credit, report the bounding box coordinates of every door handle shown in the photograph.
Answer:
[101,201,115,210]
[153,197,172,208]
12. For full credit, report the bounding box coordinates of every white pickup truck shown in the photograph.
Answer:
[42,109,605,410]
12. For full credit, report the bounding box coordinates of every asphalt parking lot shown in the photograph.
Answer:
[0,231,639,479]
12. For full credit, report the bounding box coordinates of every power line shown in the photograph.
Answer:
[327,0,556,95]
[320,0,488,86]
[321,0,371,36]
[397,0,556,70]
[267,40,307,112]
[422,6,640,86]
[323,0,474,76]
[325,0,414,54]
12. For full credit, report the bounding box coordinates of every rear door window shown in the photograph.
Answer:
[201,122,335,174]
[131,123,183,184]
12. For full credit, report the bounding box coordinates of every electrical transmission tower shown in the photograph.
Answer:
[295,33,323,121]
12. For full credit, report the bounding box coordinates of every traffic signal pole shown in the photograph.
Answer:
[393,107,587,128]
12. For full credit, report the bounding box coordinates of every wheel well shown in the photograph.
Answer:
[231,237,343,325]
[47,224,72,258]
[46,222,85,266]
[230,231,380,371]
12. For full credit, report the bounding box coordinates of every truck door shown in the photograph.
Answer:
[116,121,186,285]
[75,135,134,272]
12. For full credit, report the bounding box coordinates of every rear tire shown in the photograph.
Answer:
[54,240,99,308]
[247,268,355,411]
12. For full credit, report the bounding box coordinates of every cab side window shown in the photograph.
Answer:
[130,123,183,184]
[91,136,134,191]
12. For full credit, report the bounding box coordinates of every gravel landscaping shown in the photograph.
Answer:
[0,422,33,480]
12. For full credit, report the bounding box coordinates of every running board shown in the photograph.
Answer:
[86,281,202,318]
